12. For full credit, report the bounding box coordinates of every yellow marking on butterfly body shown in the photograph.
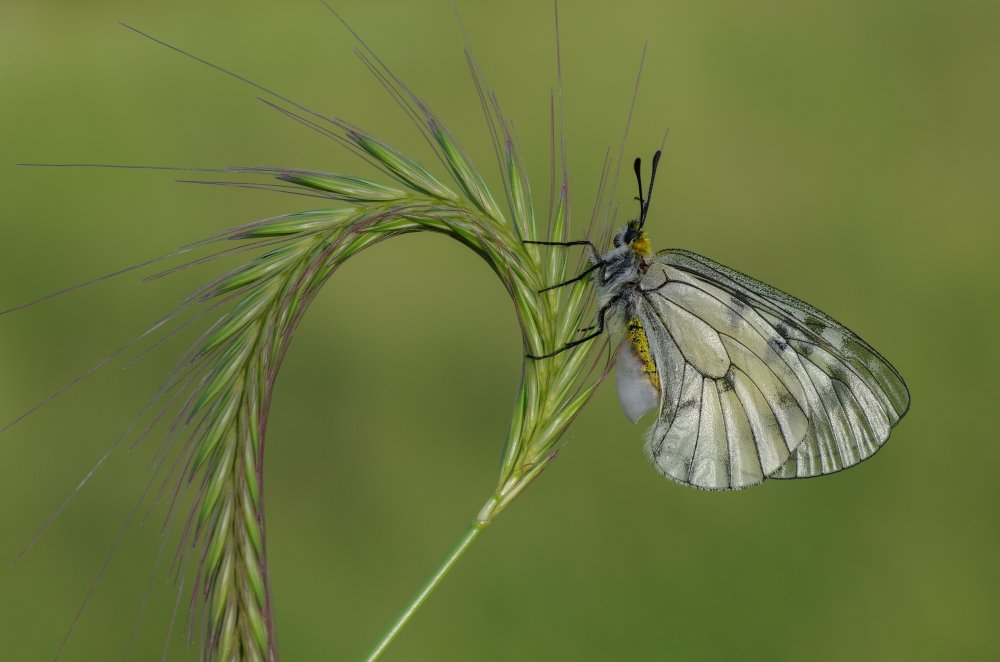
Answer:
[630,231,651,257]
[626,317,660,391]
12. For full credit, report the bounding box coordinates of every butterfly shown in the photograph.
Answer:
[527,151,910,490]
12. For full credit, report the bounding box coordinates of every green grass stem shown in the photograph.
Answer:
[364,521,488,662]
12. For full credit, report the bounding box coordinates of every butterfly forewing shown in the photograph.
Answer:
[637,249,908,488]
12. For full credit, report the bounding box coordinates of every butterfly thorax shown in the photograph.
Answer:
[596,222,652,313]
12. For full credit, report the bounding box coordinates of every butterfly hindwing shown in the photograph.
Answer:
[635,249,909,489]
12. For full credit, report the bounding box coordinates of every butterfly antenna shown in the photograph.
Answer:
[638,149,662,230]
[633,156,645,220]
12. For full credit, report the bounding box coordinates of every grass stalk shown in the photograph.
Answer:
[364,521,488,662]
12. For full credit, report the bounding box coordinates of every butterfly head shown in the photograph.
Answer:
[613,220,651,256]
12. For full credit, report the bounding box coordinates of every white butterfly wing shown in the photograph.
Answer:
[635,249,909,490]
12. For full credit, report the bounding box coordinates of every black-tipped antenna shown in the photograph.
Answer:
[636,149,662,230]
[633,156,645,217]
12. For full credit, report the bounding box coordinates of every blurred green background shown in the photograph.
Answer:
[2,0,998,660]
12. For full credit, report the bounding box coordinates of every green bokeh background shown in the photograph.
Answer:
[2,1,998,660]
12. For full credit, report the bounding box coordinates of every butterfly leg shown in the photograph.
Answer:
[523,239,598,251]
[522,239,605,292]
[537,262,604,293]
[526,294,623,360]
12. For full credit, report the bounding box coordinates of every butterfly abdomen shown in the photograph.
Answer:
[626,317,660,391]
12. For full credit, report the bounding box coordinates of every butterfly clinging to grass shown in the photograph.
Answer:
[528,151,909,490]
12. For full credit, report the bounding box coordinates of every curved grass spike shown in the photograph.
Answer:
[6,4,630,660]
[172,197,608,660]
